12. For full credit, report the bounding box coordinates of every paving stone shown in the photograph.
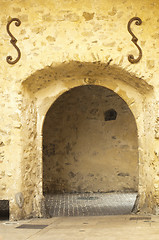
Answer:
[44,192,137,217]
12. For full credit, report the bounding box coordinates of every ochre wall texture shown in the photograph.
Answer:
[43,85,138,194]
[0,0,159,220]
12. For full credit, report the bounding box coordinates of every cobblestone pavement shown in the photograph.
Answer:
[44,192,137,217]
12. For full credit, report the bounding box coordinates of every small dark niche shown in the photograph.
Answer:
[0,200,9,220]
[104,109,117,121]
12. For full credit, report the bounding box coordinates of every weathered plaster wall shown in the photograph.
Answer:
[0,0,158,219]
[43,85,138,194]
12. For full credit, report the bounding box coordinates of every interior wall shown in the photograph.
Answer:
[43,85,139,194]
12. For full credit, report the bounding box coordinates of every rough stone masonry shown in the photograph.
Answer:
[0,0,159,220]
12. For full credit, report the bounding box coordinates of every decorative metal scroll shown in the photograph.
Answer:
[6,18,21,65]
[127,17,142,64]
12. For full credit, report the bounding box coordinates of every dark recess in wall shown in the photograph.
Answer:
[0,200,9,220]
[104,109,117,121]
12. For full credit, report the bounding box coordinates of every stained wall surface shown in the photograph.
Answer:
[43,85,138,194]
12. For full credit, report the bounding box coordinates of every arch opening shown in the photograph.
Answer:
[42,85,139,216]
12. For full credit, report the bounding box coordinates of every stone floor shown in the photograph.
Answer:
[2,192,158,240]
[44,192,137,217]
[1,215,159,240]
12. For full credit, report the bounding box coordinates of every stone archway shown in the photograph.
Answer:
[19,62,155,220]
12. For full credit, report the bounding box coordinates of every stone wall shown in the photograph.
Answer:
[43,85,138,194]
[0,0,158,219]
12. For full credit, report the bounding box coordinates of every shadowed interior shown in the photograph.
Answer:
[43,85,139,195]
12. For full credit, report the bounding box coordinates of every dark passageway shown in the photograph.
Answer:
[43,85,139,217]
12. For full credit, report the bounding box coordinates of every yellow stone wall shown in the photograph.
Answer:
[0,0,159,219]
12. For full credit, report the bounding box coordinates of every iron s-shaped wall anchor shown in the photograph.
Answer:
[127,17,142,64]
[6,18,21,65]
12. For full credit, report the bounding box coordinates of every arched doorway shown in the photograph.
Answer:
[42,85,138,216]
